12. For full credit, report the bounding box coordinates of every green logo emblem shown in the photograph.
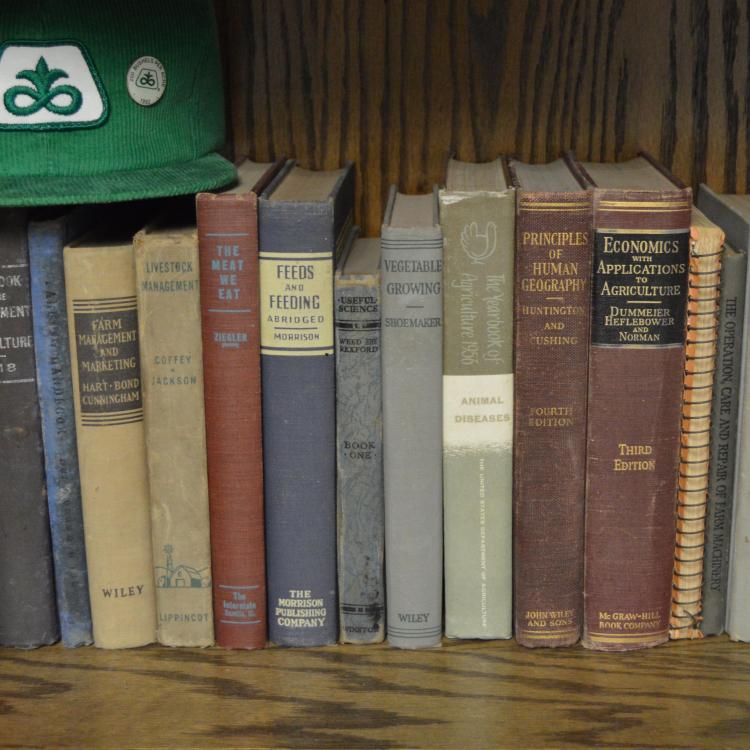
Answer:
[137,69,158,89]
[4,56,82,116]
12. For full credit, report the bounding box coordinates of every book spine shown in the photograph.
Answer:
[703,249,747,635]
[335,272,385,644]
[381,226,444,648]
[512,191,592,647]
[64,244,156,649]
[135,232,214,647]
[669,226,722,639]
[0,212,58,648]
[29,221,92,648]
[441,189,515,639]
[727,256,750,642]
[583,189,691,651]
[197,193,267,649]
[260,205,345,647]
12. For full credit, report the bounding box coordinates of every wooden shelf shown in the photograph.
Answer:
[1,637,748,748]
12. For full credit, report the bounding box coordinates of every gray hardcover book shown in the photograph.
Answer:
[697,185,750,640]
[335,234,385,644]
[729,262,750,642]
[440,158,514,639]
[0,209,58,648]
[381,187,443,648]
[703,245,746,634]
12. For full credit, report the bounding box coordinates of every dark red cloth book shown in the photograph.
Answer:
[196,159,284,649]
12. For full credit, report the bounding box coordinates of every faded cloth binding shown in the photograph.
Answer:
[511,190,593,648]
[581,186,691,652]
[197,191,267,649]
[670,216,723,638]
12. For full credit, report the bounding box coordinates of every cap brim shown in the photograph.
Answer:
[0,152,236,206]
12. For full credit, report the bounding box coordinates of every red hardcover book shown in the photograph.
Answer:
[507,157,593,648]
[571,154,691,651]
[196,159,284,649]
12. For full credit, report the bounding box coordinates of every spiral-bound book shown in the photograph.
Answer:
[695,187,750,641]
[669,209,723,639]
[696,184,749,635]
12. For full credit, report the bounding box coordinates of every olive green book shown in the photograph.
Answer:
[440,158,514,639]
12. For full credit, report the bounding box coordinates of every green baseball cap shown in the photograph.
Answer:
[0,0,236,205]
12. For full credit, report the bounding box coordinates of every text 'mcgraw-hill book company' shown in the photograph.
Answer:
[65,222,157,649]
[572,154,691,651]
[135,214,214,647]
[381,188,444,648]
[0,210,58,648]
[260,162,355,646]
[29,207,94,648]
[440,157,514,640]
[335,234,385,644]
[507,156,592,648]
[197,159,283,649]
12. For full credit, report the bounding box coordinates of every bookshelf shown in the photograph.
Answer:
[1,638,749,747]
[3,2,750,748]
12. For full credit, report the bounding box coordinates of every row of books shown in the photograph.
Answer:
[1,154,749,652]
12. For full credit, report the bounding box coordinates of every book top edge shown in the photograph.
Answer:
[337,236,380,278]
[265,163,353,203]
[578,156,680,191]
[445,157,508,191]
[508,157,584,192]
[383,188,439,230]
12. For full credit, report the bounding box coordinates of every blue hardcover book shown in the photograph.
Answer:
[29,208,93,647]
[260,161,355,646]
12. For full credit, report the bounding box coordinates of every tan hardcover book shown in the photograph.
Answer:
[670,209,723,639]
[64,235,156,649]
[134,217,214,647]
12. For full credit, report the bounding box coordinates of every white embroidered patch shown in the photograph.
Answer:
[0,42,107,129]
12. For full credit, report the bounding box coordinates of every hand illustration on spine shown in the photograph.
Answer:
[460,221,497,264]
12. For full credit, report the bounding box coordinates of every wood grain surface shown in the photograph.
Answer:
[216,0,750,235]
[0,638,749,748]
[4,6,746,749]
